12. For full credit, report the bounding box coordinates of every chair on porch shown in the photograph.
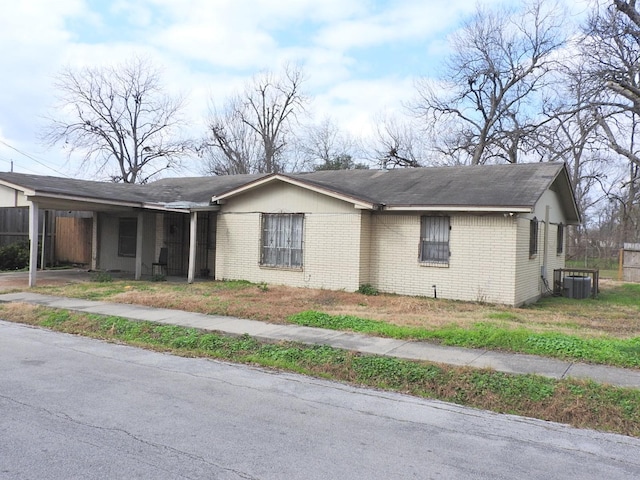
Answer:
[152,247,168,276]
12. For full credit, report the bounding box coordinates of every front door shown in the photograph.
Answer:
[163,213,211,277]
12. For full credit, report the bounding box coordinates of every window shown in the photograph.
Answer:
[557,223,564,254]
[529,218,538,257]
[420,216,450,265]
[261,214,304,268]
[118,218,137,257]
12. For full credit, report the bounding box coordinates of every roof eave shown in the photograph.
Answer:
[27,192,142,209]
[382,205,533,213]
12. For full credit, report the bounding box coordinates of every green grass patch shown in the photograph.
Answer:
[598,283,640,307]
[486,311,521,321]
[5,305,640,437]
[289,311,640,368]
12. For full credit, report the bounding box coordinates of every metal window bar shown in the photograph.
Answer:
[420,216,450,265]
[529,218,538,256]
[556,223,564,254]
[261,214,303,268]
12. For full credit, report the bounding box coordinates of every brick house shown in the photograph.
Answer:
[0,162,580,306]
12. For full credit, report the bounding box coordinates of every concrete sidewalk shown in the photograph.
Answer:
[1,291,639,389]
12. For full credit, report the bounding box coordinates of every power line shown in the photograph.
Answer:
[0,140,71,177]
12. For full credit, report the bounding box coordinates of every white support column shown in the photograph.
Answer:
[40,210,47,270]
[91,213,99,271]
[187,211,197,284]
[135,211,143,280]
[28,201,39,287]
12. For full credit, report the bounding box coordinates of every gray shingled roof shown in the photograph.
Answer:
[148,174,267,203]
[0,172,268,205]
[0,172,152,203]
[290,162,566,208]
[0,162,579,222]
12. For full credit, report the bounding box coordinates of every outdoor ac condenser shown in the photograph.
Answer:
[563,275,591,299]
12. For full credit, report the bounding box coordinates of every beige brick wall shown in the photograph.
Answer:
[215,182,367,291]
[359,212,372,285]
[514,190,568,305]
[514,217,542,305]
[369,213,518,304]
[216,212,366,290]
[214,179,571,306]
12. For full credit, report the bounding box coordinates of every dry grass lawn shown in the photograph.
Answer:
[9,275,639,339]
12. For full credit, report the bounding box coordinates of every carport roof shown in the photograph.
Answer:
[0,172,267,210]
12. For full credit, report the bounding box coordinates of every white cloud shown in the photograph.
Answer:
[0,0,589,177]
[315,76,415,137]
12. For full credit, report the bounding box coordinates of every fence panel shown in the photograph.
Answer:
[623,243,640,283]
[55,217,92,265]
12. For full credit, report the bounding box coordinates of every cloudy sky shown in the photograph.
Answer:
[0,0,589,179]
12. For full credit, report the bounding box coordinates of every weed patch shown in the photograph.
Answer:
[290,311,640,368]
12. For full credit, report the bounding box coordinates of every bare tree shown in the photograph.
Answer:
[299,118,367,170]
[412,0,566,165]
[204,64,307,174]
[201,98,261,175]
[44,57,190,183]
[578,0,640,243]
[372,114,425,168]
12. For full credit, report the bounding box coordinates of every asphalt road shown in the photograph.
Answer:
[1,320,639,480]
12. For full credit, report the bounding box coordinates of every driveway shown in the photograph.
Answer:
[0,269,93,291]
[2,320,639,480]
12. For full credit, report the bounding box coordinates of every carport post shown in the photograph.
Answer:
[28,201,39,287]
[187,211,197,284]
[91,214,98,271]
[135,211,143,280]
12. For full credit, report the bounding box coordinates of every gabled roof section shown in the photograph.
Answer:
[295,162,564,209]
[210,173,380,210]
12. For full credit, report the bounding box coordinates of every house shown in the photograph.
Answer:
[0,162,580,306]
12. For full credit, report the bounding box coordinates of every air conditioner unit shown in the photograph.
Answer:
[563,275,591,299]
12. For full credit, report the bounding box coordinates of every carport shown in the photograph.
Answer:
[0,173,211,287]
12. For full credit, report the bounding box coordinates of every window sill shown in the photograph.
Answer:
[419,262,449,268]
[259,265,303,272]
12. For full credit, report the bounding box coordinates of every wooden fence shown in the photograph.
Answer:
[622,243,640,282]
[0,207,92,267]
[55,217,92,265]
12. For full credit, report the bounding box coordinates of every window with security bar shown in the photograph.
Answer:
[556,223,564,254]
[530,218,538,256]
[261,213,304,268]
[420,216,450,265]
